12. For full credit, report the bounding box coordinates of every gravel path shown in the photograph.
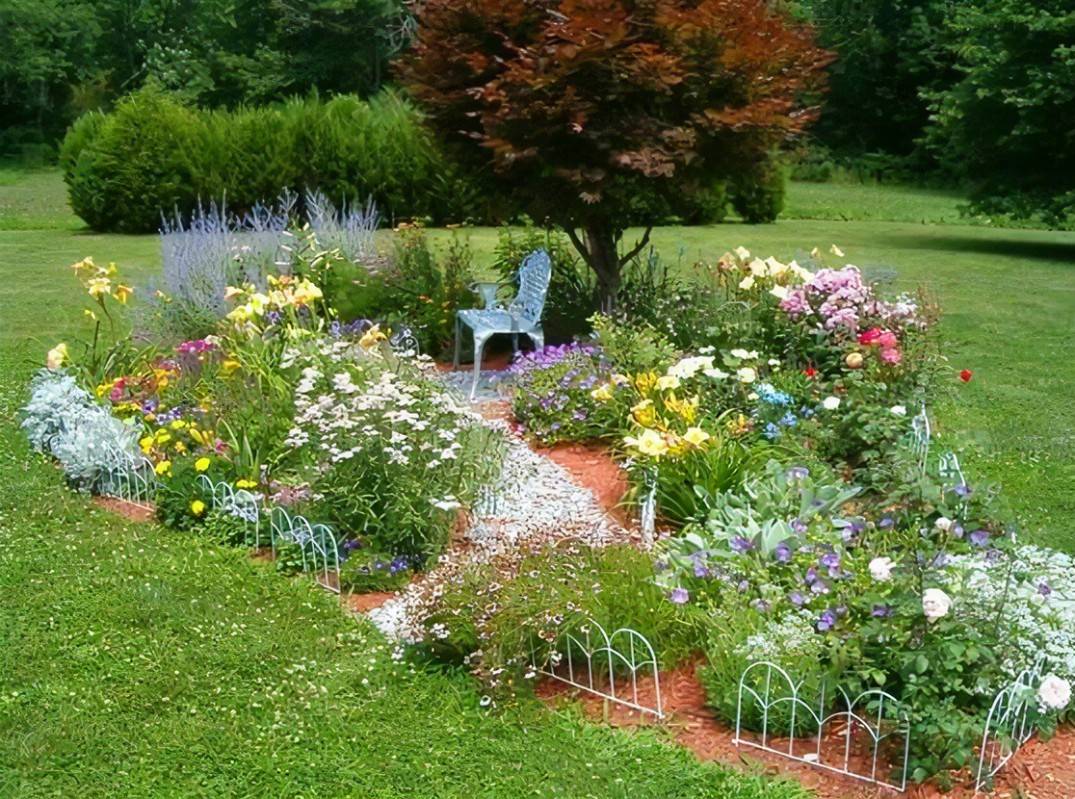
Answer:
[366,385,636,641]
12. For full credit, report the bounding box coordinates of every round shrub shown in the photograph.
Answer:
[730,158,787,224]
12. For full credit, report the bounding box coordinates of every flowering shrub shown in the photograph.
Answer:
[284,342,503,562]
[509,344,623,444]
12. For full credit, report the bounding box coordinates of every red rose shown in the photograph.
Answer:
[803,366,817,379]
[959,369,973,383]
[858,327,883,346]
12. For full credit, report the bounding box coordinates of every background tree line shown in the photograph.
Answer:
[2,0,1071,225]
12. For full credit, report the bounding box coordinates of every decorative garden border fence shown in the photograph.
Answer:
[100,443,158,509]
[975,657,1047,792]
[733,661,911,792]
[196,476,341,594]
[531,617,663,718]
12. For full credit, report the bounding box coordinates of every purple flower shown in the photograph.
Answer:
[871,604,893,618]
[668,587,690,605]
[879,516,895,529]
[731,536,754,554]
[788,591,807,607]
[969,529,990,548]
[750,599,771,613]
[692,558,710,578]
[816,610,837,632]
[790,518,807,534]
[805,566,819,585]
[774,542,793,563]
[953,483,973,498]
[1038,581,1052,597]
[787,466,810,481]
[737,579,750,593]
[819,551,841,577]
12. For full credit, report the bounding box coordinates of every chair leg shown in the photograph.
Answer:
[453,316,462,369]
[529,328,545,352]
[512,332,520,355]
[470,333,487,401]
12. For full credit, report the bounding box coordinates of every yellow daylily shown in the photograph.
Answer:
[656,374,681,391]
[139,436,154,454]
[683,427,711,447]
[154,460,172,476]
[235,479,258,490]
[86,276,112,298]
[625,429,669,459]
[590,383,614,402]
[194,456,211,473]
[190,500,206,516]
[46,342,68,370]
[359,324,388,349]
[114,284,133,304]
[630,399,658,429]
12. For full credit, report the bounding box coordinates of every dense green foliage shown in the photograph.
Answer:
[0,0,403,150]
[60,86,478,232]
[926,0,1075,226]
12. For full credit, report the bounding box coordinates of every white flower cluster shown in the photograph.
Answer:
[736,610,824,665]
[946,545,1075,685]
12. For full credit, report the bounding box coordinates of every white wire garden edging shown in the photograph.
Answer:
[531,616,664,718]
[975,657,1047,792]
[733,661,911,792]
[197,476,341,594]
[99,442,158,509]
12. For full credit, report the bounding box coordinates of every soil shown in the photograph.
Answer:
[92,495,156,523]
[535,440,632,526]
[344,591,397,614]
[536,663,1075,799]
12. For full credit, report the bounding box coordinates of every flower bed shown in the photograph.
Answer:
[23,236,1073,794]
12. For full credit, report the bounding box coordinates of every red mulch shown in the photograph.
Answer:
[535,440,632,525]
[92,495,156,523]
[536,663,1075,798]
[344,591,397,613]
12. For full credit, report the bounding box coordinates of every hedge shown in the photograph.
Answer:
[59,85,485,232]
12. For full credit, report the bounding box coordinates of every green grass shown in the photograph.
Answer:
[0,170,806,796]
[0,166,1073,795]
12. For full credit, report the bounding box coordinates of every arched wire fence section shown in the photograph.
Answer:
[531,616,663,718]
[268,505,341,593]
[733,661,911,792]
[975,657,1046,792]
[99,443,158,509]
[196,476,341,594]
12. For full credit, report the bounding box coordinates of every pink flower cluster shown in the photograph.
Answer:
[779,266,921,335]
[858,327,901,364]
[176,338,217,355]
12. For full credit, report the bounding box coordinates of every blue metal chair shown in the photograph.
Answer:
[454,249,551,399]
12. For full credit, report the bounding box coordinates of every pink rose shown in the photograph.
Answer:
[880,348,902,364]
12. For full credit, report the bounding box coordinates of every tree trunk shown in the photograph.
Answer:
[563,223,652,313]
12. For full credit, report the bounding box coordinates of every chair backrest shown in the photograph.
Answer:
[508,249,551,325]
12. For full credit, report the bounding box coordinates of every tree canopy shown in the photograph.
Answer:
[400,0,830,306]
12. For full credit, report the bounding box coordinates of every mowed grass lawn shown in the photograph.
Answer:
[0,167,1072,796]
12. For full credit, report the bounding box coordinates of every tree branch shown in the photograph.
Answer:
[619,226,653,266]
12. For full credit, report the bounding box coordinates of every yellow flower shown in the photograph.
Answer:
[86,276,112,298]
[84,309,98,321]
[630,399,657,428]
[683,427,711,447]
[194,457,211,473]
[224,285,246,301]
[656,374,681,391]
[359,324,388,349]
[292,279,323,306]
[664,393,698,424]
[590,383,614,402]
[114,284,133,304]
[633,371,659,395]
[139,436,154,454]
[154,460,172,476]
[190,500,206,516]
[235,479,257,489]
[155,430,172,445]
[625,429,668,459]
[188,427,209,446]
[46,342,68,370]
[221,359,240,375]
[170,419,187,430]
[70,257,94,274]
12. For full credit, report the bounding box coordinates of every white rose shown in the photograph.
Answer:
[922,588,952,622]
[736,367,756,384]
[704,368,729,380]
[730,348,751,359]
[890,405,907,416]
[1038,675,1072,711]
[934,516,953,532]
[822,396,841,411]
[869,557,894,582]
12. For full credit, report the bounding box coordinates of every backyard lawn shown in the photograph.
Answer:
[1,167,1073,796]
